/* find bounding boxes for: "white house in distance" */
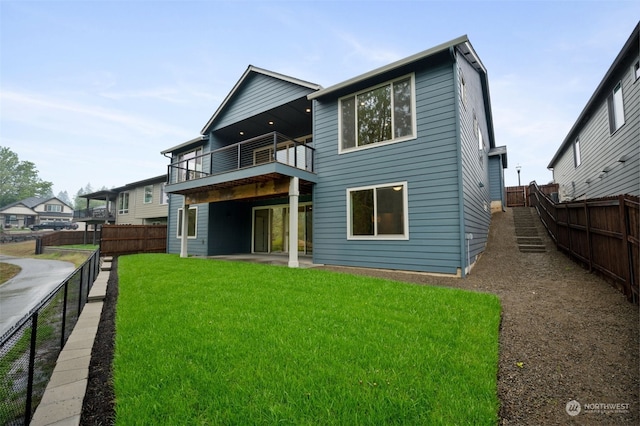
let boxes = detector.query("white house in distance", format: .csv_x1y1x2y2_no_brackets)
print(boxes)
0,196,74,228
548,22,639,201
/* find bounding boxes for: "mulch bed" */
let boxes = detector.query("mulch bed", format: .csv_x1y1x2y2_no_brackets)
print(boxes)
80,209,639,425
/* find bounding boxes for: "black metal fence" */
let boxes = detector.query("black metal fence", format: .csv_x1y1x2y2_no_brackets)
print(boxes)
0,249,101,425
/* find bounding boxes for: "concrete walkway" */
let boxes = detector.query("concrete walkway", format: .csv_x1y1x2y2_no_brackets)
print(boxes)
30,257,112,426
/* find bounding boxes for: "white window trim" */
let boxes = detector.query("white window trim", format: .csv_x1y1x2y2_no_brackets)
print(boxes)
459,68,466,107
633,59,640,82
338,73,417,154
608,81,625,134
177,206,198,239
574,138,582,168
45,204,63,212
118,192,129,215
346,181,409,240
143,185,153,204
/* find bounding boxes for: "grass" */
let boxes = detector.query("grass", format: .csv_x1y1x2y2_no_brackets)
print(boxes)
0,263,21,285
115,254,501,425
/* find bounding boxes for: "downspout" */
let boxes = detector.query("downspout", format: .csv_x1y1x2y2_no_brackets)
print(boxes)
451,46,467,278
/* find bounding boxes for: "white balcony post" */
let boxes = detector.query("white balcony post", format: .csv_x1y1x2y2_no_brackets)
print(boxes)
180,197,189,258
288,177,299,268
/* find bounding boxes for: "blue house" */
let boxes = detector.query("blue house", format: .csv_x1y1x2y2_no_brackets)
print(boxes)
162,35,506,277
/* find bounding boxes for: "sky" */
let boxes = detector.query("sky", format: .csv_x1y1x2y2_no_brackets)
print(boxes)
1,0,639,199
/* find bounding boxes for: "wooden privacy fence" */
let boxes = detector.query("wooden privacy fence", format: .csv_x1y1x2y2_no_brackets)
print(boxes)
100,225,167,257
40,231,87,246
506,183,558,207
529,182,639,304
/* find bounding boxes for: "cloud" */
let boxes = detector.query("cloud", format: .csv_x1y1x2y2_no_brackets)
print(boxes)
334,30,404,66
0,89,192,139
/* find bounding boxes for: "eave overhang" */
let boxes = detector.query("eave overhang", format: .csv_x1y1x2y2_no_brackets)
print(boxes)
547,22,639,169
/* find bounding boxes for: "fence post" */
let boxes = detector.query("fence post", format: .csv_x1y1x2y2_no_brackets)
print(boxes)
78,267,84,313
619,195,632,300
585,199,592,272
60,281,68,349
24,312,38,425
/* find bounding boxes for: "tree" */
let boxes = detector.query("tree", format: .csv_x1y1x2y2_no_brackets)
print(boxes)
73,183,108,210
57,190,72,206
0,146,53,208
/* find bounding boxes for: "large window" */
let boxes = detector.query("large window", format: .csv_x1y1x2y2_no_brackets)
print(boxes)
607,82,625,133
340,75,415,151
118,192,129,214
347,182,408,239
45,204,62,212
144,185,153,204
177,207,197,238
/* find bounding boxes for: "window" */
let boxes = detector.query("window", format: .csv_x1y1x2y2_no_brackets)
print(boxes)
634,60,639,81
45,204,62,212
459,69,466,106
177,148,203,182
118,192,129,214
144,185,153,204
340,75,415,151
574,138,581,167
347,182,408,239
160,184,169,205
607,82,625,133
177,207,197,238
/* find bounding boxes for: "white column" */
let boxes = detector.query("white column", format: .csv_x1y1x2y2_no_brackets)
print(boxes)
288,177,299,268
180,197,189,258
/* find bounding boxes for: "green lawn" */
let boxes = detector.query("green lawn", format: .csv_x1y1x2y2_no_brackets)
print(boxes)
114,254,501,425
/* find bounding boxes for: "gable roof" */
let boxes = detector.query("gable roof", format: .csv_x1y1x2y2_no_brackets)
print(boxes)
200,65,322,135
0,196,72,212
547,22,639,169
308,35,496,150
308,35,485,100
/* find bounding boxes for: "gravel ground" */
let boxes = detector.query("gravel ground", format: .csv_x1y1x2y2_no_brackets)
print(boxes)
81,208,639,425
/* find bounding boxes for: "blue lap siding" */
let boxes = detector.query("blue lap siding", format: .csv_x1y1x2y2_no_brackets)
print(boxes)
312,58,465,274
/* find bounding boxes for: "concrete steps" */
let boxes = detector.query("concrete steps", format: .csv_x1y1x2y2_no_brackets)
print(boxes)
513,207,546,253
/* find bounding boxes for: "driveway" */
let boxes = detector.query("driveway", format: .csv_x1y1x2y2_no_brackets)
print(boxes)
0,255,76,337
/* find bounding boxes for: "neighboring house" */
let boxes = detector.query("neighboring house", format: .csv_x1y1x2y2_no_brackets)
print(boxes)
112,175,169,225
75,175,169,228
162,35,506,277
0,196,73,228
548,22,639,201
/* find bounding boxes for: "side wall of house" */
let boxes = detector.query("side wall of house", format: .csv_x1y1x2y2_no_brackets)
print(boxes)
312,57,463,274
457,52,492,271
552,52,640,200
133,182,168,223
488,156,505,211
166,194,209,256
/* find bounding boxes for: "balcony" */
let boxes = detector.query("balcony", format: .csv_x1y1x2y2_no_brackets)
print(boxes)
166,132,317,197
73,207,115,223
